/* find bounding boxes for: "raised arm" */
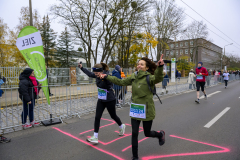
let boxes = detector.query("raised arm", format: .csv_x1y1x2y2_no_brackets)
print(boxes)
106,75,132,86
80,67,96,78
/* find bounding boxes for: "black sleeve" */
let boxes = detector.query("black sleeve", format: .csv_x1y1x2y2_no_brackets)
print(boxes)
81,67,96,78
19,80,31,102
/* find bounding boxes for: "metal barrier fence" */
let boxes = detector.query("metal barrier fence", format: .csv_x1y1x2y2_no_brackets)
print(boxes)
0,74,239,134
0,67,136,87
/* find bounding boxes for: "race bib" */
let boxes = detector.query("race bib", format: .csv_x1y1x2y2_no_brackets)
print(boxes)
130,103,146,119
98,88,107,100
197,75,203,80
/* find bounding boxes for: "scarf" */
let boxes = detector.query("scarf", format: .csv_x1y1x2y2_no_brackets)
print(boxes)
198,67,202,69
29,76,38,95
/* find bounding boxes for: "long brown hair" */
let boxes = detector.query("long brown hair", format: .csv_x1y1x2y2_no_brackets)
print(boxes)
140,57,157,75
93,62,109,71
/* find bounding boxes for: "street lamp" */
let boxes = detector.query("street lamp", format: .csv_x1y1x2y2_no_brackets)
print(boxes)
221,43,233,70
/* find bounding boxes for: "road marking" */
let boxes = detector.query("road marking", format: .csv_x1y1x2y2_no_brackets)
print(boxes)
204,107,230,128
200,91,221,99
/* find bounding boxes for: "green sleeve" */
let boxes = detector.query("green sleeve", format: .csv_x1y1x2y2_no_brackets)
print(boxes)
106,75,132,86
151,66,164,85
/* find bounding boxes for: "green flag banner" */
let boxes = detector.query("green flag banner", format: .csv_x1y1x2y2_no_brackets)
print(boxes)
16,26,50,105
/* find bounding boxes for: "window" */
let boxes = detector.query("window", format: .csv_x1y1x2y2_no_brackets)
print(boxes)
175,43,178,48
190,40,193,45
185,49,188,54
171,44,174,48
176,50,178,55
166,51,169,56
180,49,183,55
170,50,174,55
185,42,188,47
190,49,193,54
180,42,183,47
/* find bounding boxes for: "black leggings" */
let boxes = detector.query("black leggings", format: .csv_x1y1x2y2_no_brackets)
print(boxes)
224,80,228,86
94,100,122,133
131,119,162,158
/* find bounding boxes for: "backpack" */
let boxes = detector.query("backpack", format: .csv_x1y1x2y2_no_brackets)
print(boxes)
132,72,162,104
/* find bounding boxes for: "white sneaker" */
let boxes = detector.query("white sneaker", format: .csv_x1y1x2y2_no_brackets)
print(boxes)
204,95,208,100
86,135,98,144
30,120,40,127
22,123,32,129
119,124,126,136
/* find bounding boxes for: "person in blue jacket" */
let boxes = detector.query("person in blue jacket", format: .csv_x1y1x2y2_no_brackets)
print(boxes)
161,72,169,95
112,65,122,106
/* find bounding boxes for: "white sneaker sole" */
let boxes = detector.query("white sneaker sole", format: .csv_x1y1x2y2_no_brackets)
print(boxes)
86,139,98,144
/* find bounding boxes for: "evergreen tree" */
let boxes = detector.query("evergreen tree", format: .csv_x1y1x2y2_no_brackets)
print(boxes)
55,27,77,67
40,15,57,67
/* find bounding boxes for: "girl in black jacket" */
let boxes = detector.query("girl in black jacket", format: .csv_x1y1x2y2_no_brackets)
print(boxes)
78,62,126,144
18,68,41,129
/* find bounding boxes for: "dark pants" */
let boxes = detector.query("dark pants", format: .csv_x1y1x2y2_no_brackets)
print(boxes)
0,89,3,97
224,80,228,87
131,119,162,158
21,99,35,124
94,100,122,133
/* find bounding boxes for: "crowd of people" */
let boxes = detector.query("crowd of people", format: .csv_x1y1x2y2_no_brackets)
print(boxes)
1,57,239,160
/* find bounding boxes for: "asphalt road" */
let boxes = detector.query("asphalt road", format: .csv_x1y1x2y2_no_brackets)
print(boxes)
0,80,240,160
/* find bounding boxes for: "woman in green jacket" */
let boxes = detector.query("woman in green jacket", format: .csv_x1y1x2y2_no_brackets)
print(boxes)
100,55,165,160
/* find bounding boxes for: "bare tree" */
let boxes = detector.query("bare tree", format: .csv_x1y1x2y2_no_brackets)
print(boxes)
154,0,185,60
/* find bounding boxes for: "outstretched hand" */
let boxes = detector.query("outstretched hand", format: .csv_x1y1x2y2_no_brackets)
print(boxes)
100,74,107,79
78,63,82,69
157,54,164,66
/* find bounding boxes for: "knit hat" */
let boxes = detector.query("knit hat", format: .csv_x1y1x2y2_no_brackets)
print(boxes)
198,62,203,66
21,68,34,77
115,65,121,71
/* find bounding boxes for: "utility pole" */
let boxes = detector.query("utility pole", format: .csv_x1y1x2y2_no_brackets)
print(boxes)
29,0,33,26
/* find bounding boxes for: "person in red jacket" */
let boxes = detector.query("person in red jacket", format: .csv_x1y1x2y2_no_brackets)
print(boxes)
195,62,208,103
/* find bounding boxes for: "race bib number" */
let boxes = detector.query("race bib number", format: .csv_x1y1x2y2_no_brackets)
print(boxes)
197,75,203,80
98,88,107,100
130,103,146,119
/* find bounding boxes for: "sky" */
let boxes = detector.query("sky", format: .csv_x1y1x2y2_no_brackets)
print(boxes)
0,0,240,58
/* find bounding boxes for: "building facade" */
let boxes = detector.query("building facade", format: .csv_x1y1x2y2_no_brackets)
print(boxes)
164,38,222,70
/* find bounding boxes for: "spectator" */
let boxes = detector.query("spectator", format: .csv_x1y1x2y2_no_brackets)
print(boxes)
46,66,53,96
18,68,41,129
206,69,212,86
177,71,181,82
112,65,122,107
119,68,127,103
161,71,169,94
214,71,219,84
188,69,196,90
176,69,178,79
0,74,4,98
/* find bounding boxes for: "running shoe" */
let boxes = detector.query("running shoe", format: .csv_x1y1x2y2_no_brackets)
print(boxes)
0,136,11,143
132,157,139,160
158,130,165,146
86,135,98,144
22,123,32,129
195,100,200,104
119,124,126,136
30,120,40,127
204,95,208,100
166,90,168,94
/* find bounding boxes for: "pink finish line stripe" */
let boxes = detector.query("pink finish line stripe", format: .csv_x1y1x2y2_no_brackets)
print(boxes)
53,127,125,160
141,135,230,160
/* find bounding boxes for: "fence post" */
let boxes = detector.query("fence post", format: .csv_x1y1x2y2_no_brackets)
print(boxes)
70,66,77,85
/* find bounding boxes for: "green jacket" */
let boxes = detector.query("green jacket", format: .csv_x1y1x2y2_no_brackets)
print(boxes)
106,66,163,121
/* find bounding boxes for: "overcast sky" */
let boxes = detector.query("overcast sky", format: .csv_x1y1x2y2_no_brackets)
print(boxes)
0,0,240,58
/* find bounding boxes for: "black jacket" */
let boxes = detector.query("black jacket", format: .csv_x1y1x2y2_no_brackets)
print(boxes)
81,67,115,102
18,73,40,102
